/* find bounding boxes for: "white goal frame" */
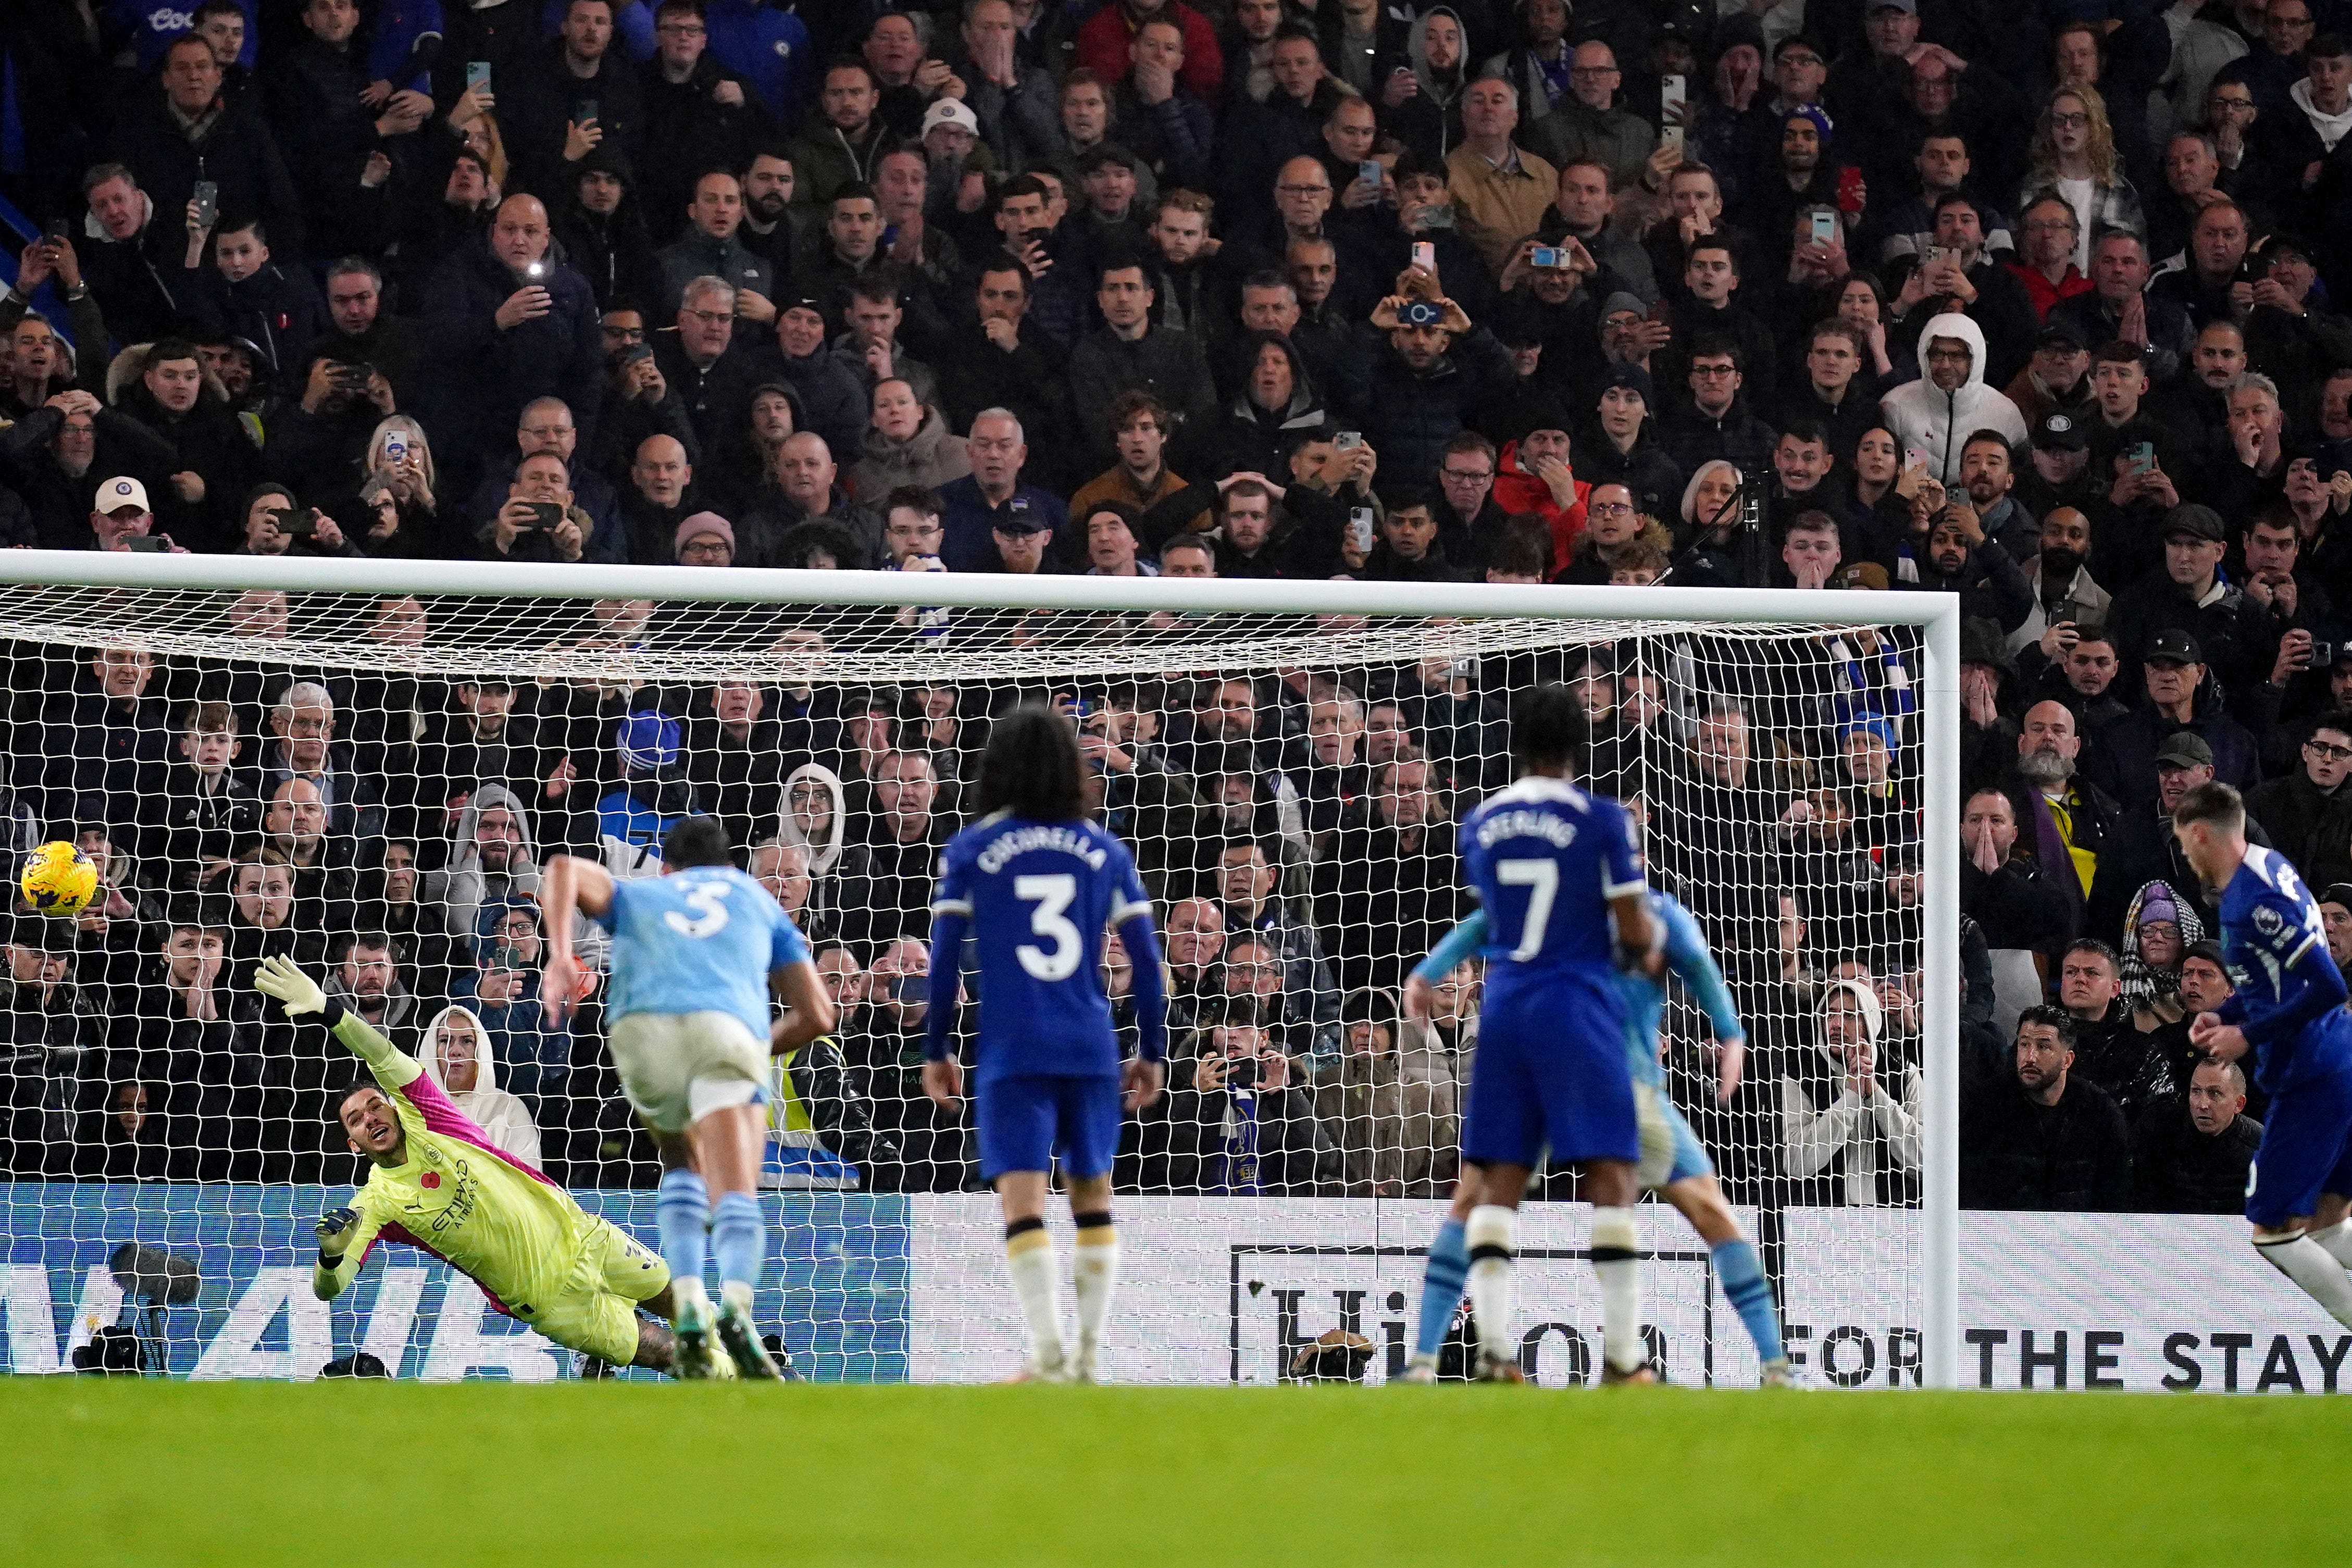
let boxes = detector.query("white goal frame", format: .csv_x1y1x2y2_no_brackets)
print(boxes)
0,551,1963,1388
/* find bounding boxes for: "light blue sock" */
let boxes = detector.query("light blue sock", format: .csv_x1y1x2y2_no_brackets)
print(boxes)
1713,1238,1784,1364
656,1168,709,1289
1414,1218,1470,1359
711,1190,765,1293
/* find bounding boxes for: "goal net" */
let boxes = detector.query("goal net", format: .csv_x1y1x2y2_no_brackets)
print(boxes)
0,559,1956,1385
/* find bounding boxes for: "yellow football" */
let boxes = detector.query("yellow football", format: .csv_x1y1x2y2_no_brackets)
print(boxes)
20,841,100,918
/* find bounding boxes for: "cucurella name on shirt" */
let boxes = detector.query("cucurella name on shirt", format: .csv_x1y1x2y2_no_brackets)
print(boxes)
1474,810,1579,851
975,824,1110,875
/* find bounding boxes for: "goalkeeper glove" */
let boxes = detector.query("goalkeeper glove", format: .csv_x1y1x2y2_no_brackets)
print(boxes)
254,954,327,1016
316,1206,359,1267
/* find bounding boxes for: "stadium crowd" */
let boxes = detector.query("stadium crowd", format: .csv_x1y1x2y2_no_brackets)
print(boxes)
0,0,2343,1215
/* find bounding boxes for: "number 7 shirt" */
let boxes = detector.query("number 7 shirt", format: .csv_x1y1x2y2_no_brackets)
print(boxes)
1459,776,1647,994
928,812,1155,1080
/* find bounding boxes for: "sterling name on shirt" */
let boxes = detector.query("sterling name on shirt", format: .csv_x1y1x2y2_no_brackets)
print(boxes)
1474,810,1581,851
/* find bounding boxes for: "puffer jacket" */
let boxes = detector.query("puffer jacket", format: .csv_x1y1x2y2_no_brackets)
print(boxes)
852,406,973,499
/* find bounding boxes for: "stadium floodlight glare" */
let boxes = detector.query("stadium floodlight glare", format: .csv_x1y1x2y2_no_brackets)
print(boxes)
0,552,1960,1389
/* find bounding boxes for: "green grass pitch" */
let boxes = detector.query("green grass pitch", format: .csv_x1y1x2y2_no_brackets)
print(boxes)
4,1379,2343,1565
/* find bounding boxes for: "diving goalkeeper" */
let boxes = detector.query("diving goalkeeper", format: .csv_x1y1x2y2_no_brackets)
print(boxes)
254,954,714,1379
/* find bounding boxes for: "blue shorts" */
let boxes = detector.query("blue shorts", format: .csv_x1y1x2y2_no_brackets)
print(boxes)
975,1073,1122,1183
1634,1080,1713,1190
2247,1066,2352,1228
1461,978,1637,1169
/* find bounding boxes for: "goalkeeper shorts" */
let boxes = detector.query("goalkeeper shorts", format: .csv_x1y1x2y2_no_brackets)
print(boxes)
608,1010,771,1134
515,1215,673,1365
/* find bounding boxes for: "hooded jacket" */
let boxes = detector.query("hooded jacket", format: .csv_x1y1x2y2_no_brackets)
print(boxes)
1781,978,1924,1208
1877,313,2029,486
419,783,544,948
1380,8,1470,164
1194,334,1327,481
419,1004,543,1167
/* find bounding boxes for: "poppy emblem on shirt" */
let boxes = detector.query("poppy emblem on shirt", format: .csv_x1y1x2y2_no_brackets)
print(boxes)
277,314,290,330
421,1171,441,1189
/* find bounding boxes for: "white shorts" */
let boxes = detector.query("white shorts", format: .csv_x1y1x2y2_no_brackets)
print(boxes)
607,1011,769,1134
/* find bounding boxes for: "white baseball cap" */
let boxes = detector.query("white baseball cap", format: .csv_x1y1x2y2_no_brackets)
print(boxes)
922,98,980,137
96,476,150,515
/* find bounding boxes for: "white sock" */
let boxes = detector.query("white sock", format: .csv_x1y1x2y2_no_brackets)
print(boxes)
1072,1221,1120,1371
2257,1233,2352,1330
2308,1217,2352,1268
1464,1204,1516,1367
1005,1227,1066,1372
1591,1206,1643,1375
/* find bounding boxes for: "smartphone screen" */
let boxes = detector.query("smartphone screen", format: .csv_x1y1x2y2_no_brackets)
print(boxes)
1359,160,1382,189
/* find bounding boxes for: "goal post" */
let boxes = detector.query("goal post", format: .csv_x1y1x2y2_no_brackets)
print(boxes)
0,551,1961,1387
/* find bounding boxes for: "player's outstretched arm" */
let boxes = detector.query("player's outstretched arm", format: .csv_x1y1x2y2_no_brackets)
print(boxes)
1609,890,1664,977
769,958,837,1056
540,854,616,1026
254,954,421,1089
1662,903,1748,1101
920,907,969,1110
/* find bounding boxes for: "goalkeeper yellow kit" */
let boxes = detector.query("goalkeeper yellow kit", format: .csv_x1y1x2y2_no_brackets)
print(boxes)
313,1008,668,1363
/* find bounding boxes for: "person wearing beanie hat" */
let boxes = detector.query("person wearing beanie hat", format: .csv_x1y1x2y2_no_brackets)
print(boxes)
1570,359,1681,525
2118,878,2206,1050
597,710,699,849
1784,975,1923,1207
674,511,736,566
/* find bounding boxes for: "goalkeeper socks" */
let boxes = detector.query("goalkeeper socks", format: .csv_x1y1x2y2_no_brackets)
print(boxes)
2309,1217,2352,1268
1710,1237,1784,1366
2256,1231,2352,1329
711,1190,765,1295
1464,1205,1517,1368
1591,1206,1644,1375
1071,1211,1119,1373
1413,1217,1470,1362
1004,1217,1067,1372
656,1168,710,1288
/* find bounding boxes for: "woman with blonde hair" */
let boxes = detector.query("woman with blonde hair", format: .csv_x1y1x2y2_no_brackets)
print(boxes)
2018,84,2145,271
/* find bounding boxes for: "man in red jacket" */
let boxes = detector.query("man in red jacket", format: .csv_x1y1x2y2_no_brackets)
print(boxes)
1491,420,1589,575
1076,0,1224,105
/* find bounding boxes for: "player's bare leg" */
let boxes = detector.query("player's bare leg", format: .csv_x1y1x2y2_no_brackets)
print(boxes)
1064,1173,1119,1383
1465,1161,1533,1383
691,1102,782,1379
1661,1174,1791,1385
2255,1206,2352,1329
1399,1171,1482,1384
995,1169,1070,1381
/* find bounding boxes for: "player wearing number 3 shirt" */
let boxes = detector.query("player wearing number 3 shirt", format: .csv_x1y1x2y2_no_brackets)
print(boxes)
924,707,1169,1382
2172,782,2352,1334
541,816,836,1379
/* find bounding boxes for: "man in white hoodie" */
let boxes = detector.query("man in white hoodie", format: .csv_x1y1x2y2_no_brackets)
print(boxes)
1879,312,2028,486
420,1003,544,1167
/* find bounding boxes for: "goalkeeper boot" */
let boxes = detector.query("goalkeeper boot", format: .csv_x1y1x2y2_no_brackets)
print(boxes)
761,1332,804,1382
575,1354,616,1380
1473,1351,1527,1385
671,1280,719,1381
717,1281,782,1382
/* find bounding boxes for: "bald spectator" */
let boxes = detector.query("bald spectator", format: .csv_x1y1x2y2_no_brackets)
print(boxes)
422,194,604,469
2132,1057,2262,1213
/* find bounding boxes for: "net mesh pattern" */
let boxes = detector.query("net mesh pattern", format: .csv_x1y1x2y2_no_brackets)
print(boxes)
0,580,1927,1384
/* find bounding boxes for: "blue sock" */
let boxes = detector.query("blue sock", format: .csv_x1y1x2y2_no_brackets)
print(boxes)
656,1168,709,1290
1713,1238,1784,1364
711,1190,765,1293
1414,1218,1470,1359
